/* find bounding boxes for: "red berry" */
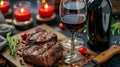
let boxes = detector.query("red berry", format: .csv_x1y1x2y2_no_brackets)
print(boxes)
21,32,28,40
79,46,87,54
59,23,64,29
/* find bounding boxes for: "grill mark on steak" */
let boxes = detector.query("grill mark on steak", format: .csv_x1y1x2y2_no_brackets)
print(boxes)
41,42,63,66
35,32,45,42
29,32,43,41
46,32,55,40
51,43,63,56
36,32,49,42
27,42,56,56
40,42,56,55
31,42,55,57
50,42,63,56
27,45,39,53
41,32,49,40
28,28,47,41
31,46,41,55
42,42,63,57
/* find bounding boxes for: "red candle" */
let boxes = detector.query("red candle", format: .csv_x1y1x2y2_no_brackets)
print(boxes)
14,8,31,22
0,1,10,13
38,3,54,18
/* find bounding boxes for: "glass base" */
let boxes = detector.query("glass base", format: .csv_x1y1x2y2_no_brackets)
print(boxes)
64,52,88,66
64,53,81,64
62,38,86,65
62,38,84,49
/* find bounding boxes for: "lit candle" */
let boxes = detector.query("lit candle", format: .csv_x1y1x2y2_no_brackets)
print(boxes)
0,1,10,13
38,3,54,18
14,8,31,22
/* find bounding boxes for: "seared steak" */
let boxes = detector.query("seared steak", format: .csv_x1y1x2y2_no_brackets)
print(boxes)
22,42,64,66
27,28,58,45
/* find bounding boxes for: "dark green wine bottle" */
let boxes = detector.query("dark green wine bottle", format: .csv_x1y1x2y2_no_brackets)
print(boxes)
87,0,112,51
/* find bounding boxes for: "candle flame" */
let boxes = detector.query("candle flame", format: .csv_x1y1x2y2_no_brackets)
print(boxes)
20,8,24,13
42,0,46,3
44,3,48,10
0,1,4,6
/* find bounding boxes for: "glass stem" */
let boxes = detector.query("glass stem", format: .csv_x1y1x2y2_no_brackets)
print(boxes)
71,33,75,54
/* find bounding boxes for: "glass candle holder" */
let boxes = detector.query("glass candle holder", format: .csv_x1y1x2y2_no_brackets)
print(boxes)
37,0,55,18
13,1,33,29
0,0,11,15
14,1,31,22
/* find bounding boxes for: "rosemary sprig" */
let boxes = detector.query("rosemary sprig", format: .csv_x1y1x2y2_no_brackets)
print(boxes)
6,32,19,56
111,18,120,35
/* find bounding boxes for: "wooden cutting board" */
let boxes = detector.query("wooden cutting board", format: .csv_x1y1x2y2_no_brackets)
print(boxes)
1,24,97,67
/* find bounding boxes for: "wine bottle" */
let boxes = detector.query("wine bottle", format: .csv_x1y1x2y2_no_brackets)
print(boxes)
87,0,112,51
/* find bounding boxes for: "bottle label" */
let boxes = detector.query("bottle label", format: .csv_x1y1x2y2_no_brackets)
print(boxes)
101,0,111,32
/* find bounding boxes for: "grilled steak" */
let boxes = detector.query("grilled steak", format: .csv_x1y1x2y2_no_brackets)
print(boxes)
22,42,64,66
27,28,58,45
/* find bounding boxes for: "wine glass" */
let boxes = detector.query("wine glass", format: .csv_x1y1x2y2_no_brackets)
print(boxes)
59,0,87,64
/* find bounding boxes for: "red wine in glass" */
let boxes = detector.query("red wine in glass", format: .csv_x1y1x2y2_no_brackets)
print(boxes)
59,0,87,64
61,14,86,33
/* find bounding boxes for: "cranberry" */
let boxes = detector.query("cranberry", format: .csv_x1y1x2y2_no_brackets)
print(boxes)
59,23,64,29
79,46,87,54
21,32,28,40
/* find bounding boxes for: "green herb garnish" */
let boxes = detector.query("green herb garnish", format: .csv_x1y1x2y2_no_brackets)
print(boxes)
111,18,120,35
6,32,19,56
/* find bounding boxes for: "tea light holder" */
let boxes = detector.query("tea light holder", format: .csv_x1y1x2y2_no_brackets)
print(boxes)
36,0,56,24
13,1,33,30
0,0,12,16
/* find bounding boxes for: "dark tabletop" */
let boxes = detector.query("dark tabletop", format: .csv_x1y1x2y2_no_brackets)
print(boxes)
1,0,120,67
